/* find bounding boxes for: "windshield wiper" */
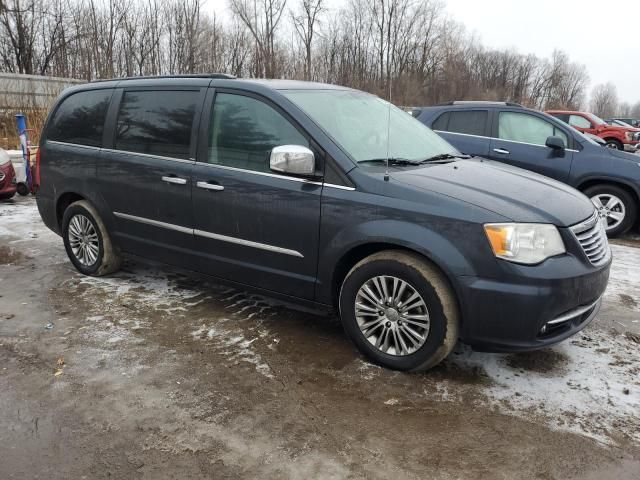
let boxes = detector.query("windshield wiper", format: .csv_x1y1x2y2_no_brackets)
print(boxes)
359,157,424,166
418,153,471,163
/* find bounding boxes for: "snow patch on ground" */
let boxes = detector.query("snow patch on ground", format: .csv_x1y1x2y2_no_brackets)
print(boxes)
191,324,274,379
605,244,640,312
452,326,640,445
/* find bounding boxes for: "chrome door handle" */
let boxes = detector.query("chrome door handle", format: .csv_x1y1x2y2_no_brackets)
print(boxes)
162,176,187,185
493,148,510,155
196,181,224,191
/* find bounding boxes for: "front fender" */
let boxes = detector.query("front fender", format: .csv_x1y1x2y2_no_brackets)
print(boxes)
315,218,486,305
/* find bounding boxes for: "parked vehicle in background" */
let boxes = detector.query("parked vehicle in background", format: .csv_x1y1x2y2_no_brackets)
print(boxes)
583,132,606,146
608,118,640,128
546,110,640,152
0,149,17,200
35,76,610,371
416,101,640,236
605,119,634,128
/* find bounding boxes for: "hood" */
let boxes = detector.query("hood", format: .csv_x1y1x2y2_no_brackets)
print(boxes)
605,147,640,163
391,159,594,227
0,149,10,166
598,124,639,134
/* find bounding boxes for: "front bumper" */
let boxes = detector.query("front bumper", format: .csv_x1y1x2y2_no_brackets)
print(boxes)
0,163,17,197
624,142,639,152
455,251,611,352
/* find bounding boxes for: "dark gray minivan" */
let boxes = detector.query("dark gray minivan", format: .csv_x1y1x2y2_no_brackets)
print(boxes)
36,75,611,371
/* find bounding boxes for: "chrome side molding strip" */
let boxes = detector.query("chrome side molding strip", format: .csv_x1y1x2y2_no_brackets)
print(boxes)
114,212,193,235
113,211,304,258
193,229,304,258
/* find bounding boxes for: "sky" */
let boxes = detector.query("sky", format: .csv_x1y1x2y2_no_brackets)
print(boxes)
444,0,638,105
209,0,638,105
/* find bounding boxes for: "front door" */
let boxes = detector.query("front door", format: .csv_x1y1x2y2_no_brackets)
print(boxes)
191,90,323,300
488,110,573,182
97,88,203,264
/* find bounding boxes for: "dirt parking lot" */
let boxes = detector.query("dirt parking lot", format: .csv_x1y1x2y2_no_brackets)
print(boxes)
1,196,639,479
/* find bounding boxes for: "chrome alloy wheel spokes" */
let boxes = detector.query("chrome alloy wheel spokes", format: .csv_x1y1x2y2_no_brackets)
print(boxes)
354,275,430,356
591,193,626,231
68,214,99,266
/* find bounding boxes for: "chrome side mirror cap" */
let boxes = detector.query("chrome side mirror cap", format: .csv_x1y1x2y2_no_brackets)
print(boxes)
270,145,315,176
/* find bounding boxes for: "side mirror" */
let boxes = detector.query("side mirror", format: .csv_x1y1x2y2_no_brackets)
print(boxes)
270,145,315,176
545,136,565,151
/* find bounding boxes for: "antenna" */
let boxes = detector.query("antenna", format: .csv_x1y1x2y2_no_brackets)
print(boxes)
384,75,391,182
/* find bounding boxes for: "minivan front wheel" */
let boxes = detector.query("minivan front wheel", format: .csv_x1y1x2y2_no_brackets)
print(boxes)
62,200,122,276
339,251,459,371
584,184,636,237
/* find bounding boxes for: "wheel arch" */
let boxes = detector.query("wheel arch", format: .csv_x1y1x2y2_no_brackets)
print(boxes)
329,241,464,321
56,191,86,229
577,178,640,206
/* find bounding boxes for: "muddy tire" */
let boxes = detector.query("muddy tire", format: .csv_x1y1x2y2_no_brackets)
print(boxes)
339,250,459,372
62,200,121,276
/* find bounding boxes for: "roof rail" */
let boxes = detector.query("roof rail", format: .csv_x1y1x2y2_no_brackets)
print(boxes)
90,73,236,83
436,100,523,107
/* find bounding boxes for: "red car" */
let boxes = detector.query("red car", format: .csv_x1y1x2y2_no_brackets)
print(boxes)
0,150,17,200
546,110,640,152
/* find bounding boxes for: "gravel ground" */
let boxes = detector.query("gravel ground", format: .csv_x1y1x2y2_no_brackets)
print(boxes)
0,196,639,479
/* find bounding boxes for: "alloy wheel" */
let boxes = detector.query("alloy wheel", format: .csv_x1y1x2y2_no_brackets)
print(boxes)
354,275,430,356
591,193,626,232
68,214,99,266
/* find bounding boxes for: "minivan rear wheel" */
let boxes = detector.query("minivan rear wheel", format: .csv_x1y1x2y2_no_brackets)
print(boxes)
339,251,459,371
584,184,636,237
62,200,122,276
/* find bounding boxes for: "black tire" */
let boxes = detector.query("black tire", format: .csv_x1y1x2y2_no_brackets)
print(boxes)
338,250,459,372
61,200,122,276
584,184,637,237
16,183,29,196
604,139,623,150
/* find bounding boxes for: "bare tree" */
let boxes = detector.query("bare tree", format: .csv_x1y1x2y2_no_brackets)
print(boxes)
290,0,325,80
229,0,287,77
590,82,618,118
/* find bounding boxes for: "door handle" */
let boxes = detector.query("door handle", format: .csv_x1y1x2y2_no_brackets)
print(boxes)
493,148,510,155
162,176,187,185
196,181,224,191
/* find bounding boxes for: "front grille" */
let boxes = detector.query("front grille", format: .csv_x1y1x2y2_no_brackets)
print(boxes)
0,172,5,182
570,212,610,266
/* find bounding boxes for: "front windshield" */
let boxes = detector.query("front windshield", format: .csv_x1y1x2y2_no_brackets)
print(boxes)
587,113,606,125
282,90,459,163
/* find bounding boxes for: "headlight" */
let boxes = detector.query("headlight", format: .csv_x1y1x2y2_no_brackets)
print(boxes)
484,223,565,265
625,132,634,141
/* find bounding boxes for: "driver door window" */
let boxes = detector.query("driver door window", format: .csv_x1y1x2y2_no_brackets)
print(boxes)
498,112,568,147
568,114,592,129
209,93,308,173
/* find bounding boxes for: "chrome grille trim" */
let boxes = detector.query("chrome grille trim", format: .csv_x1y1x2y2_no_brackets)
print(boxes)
570,212,611,266
0,172,5,182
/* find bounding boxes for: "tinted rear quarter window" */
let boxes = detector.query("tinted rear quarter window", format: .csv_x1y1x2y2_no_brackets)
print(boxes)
47,89,112,147
115,90,198,159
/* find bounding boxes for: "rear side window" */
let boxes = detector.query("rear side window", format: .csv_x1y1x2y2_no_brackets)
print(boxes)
448,110,488,136
431,112,449,131
434,110,487,136
115,90,198,160
208,93,308,173
568,115,592,129
47,89,112,147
